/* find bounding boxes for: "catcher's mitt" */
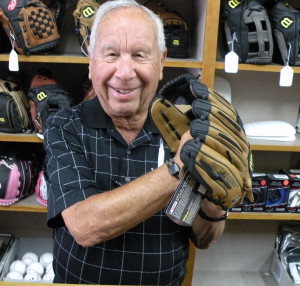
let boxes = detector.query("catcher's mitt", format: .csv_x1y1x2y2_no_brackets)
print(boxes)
221,0,273,64
150,73,254,210
143,0,190,58
73,0,103,56
269,1,300,66
0,154,38,206
0,77,31,133
0,0,60,55
27,68,73,138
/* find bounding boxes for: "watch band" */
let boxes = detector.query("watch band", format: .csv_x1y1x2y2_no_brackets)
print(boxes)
198,208,228,222
165,159,180,179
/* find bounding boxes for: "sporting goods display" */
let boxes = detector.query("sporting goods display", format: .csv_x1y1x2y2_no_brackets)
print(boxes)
27,68,73,138
143,0,190,58
221,0,273,64
73,0,102,56
0,0,60,55
269,1,300,66
0,78,31,133
150,73,254,210
0,155,37,206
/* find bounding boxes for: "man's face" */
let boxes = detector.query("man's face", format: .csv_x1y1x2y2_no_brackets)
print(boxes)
89,7,166,119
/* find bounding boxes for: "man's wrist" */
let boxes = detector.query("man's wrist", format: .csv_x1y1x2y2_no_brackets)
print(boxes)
198,207,228,222
165,159,180,179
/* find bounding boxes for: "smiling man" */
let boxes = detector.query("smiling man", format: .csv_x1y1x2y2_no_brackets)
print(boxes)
43,0,226,285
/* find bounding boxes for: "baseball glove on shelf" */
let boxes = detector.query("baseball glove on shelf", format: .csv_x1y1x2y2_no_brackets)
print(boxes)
0,77,31,133
269,1,300,66
150,73,254,210
0,0,60,55
27,68,73,139
221,0,273,64
0,154,38,206
143,0,190,58
73,0,103,56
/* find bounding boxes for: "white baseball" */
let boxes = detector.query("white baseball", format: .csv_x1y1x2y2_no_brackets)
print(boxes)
45,263,54,274
39,252,53,268
24,272,41,281
26,261,44,276
9,260,26,275
43,272,55,281
5,271,23,280
22,252,38,266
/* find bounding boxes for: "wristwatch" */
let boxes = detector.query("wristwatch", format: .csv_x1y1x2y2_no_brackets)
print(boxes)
165,159,180,179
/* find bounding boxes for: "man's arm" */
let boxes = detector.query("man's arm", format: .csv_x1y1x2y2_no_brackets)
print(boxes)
62,163,179,247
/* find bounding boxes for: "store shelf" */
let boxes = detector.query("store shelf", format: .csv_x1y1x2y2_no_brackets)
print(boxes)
2,132,299,151
0,133,43,143
215,61,300,73
2,195,300,221
0,53,203,68
228,212,300,221
249,134,300,152
0,195,46,213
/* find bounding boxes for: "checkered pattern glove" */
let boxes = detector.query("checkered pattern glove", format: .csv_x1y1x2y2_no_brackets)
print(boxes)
0,0,60,55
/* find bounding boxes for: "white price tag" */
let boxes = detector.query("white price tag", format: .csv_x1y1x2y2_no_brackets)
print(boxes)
279,65,294,87
9,49,19,71
225,51,239,73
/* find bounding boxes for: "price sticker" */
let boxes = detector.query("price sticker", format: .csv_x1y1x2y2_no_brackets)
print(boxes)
279,65,294,87
9,49,19,71
225,51,239,73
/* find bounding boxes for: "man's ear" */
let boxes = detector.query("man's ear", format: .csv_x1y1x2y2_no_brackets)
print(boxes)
88,48,92,80
160,48,167,80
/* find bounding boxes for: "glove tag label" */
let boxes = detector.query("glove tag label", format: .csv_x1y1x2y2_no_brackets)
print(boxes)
165,171,203,227
279,65,294,87
225,51,239,73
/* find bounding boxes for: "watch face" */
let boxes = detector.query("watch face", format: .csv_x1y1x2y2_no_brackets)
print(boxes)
167,159,180,178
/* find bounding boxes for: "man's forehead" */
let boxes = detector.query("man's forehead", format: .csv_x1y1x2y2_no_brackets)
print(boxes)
100,6,155,30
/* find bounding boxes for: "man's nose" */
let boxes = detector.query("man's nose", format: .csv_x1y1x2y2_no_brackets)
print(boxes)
115,55,136,80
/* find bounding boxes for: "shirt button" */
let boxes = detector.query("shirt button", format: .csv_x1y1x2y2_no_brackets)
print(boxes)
127,150,131,155
125,177,131,183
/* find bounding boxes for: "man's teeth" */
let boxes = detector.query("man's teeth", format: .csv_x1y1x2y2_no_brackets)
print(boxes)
117,89,134,94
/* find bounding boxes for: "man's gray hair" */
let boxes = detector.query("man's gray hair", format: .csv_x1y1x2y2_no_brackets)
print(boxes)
89,0,166,56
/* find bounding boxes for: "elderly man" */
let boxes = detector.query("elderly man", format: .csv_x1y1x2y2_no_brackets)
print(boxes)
44,0,226,285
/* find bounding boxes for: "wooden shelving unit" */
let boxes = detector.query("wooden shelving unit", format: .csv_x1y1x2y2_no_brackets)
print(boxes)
0,0,299,286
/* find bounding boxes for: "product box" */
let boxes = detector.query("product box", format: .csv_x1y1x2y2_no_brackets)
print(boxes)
265,174,290,212
280,169,300,213
271,250,300,286
243,173,268,212
0,233,15,278
1,237,53,283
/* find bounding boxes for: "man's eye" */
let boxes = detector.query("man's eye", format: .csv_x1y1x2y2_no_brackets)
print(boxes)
134,53,147,59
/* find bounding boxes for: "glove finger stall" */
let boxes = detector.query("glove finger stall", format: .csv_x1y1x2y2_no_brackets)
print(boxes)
189,119,248,173
181,139,243,209
150,98,190,152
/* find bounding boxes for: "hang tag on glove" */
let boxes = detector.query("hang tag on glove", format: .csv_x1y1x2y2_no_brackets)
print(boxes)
225,51,239,73
279,65,294,87
9,32,19,72
165,170,204,227
9,49,19,72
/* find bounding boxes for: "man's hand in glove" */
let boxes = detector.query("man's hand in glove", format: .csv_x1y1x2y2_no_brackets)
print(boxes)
151,73,254,210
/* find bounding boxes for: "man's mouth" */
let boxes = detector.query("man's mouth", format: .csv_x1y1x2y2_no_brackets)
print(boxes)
116,88,136,94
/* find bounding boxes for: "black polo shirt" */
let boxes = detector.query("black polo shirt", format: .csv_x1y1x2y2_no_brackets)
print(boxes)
44,97,190,285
